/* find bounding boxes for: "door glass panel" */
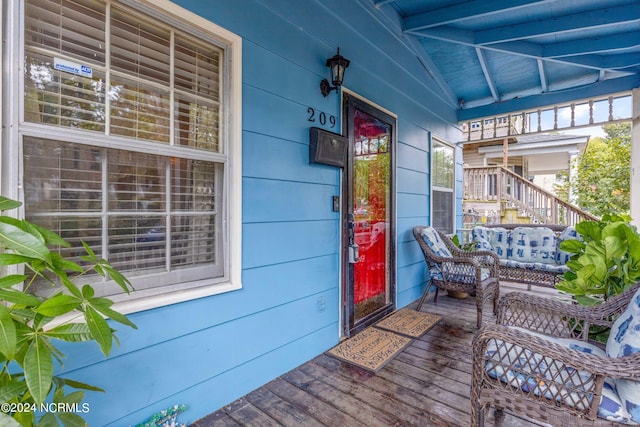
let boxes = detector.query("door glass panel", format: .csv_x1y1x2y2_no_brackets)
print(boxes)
353,108,391,321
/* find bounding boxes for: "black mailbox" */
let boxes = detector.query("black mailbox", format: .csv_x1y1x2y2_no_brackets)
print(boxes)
309,127,348,168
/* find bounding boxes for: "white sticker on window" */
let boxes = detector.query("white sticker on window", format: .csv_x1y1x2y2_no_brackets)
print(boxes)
53,57,93,78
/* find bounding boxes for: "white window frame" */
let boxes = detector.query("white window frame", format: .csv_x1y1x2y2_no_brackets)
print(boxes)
4,0,242,314
430,138,455,235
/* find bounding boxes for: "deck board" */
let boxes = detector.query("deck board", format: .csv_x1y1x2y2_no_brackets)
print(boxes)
191,283,560,427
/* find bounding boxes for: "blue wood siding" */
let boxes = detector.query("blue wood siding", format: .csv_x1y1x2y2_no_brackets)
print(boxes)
54,1,460,424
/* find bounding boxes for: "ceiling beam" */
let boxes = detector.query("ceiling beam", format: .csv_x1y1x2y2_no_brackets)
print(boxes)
457,74,640,121
475,4,640,45
543,32,640,58
557,52,640,70
403,0,550,32
476,48,499,101
373,0,396,8
537,59,548,93
408,28,639,72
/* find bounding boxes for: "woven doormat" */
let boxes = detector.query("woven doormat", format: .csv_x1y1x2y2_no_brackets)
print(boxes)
326,327,412,372
374,308,441,338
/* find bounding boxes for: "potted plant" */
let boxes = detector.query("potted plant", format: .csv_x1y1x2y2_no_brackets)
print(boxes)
0,196,136,426
556,214,640,304
556,214,640,341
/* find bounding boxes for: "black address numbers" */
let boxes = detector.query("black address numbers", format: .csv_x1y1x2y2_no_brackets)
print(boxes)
307,107,336,128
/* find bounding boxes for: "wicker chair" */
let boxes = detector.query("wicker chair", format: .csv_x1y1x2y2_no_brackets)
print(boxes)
471,281,640,426
412,226,500,328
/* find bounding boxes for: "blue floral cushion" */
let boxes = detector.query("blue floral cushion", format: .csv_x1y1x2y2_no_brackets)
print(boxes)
421,227,452,280
500,259,537,269
600,378,636,425
556,226,582,265
485,327,636,423
532,262,569,273
420,227,452,258
508,227,557,265
606,288,640,423
431,267,491,283
472,226,493,251
472,226,510,258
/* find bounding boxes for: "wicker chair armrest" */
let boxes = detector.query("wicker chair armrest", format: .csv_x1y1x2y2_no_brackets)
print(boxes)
473,324,612,420
439,247,499,270
498,292,624,339
450,247,499,263
474,324,640,381
468,249,499,261
466,250,499,275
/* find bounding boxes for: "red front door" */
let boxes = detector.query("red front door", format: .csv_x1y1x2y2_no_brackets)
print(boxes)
342,94,395,336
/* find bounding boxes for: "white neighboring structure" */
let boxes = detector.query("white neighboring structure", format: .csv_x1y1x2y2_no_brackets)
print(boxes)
473,133,589,202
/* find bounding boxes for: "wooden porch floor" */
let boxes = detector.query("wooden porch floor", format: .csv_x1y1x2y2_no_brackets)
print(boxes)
191,283,564,427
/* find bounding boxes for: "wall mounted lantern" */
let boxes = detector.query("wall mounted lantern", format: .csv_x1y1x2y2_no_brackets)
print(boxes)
320,48,350,97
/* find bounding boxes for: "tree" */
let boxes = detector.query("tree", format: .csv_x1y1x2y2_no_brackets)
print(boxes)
573,122,631,217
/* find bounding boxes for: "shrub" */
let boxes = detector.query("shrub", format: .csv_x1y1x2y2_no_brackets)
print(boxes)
0,196,136,426
556,214,640,306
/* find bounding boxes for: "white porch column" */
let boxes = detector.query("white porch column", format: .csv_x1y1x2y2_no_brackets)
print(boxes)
632,88,640,227
568,149,579,205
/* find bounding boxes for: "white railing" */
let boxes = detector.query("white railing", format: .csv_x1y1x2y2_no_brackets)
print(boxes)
460,93,632,142
463,166,598,226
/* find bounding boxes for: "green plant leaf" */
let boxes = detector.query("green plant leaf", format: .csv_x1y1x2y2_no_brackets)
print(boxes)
0,378,28,402
98,263,133,293
0,254,34,266
0,412,22,427
0,289,42,306
0,220,52,264
559,239,584,253
81,285,94,300
50,253,83,273
29,223,70,248
0,274,27,288
574,295,601,306
89,299,136,329
58,390,84,405
603,235,627,260
32,313,54,332
85,307,113,356
36,413,58,427
80,242,96,262
45,324,93,343
575,221,601,241
36,294,82,317
24,337,53,405
59,277,82,299
0,196,22,212
0,305,17,359
18,219,47,246
57,377,104,393
57,412,88,427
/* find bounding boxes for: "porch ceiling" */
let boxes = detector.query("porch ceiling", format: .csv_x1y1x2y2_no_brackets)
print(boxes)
372,0,640,121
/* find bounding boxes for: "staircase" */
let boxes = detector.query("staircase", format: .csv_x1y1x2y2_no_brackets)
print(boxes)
463,166,598,227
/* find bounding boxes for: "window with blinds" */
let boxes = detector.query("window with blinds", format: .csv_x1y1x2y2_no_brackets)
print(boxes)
20,0,233,298
432,141,455,234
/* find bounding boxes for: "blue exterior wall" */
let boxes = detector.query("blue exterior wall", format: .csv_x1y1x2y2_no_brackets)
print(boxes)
53,0,461,424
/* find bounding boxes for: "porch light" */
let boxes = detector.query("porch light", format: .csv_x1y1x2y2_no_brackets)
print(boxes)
320,48,350,97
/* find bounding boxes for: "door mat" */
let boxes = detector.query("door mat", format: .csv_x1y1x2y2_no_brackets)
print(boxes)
374,308,441,338
326,327,412,372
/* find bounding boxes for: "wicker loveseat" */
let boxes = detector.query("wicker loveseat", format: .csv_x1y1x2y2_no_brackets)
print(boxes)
471,223,579,289
471,281,640,426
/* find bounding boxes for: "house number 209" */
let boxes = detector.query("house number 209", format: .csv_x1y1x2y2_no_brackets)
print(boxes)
307,107,336,128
